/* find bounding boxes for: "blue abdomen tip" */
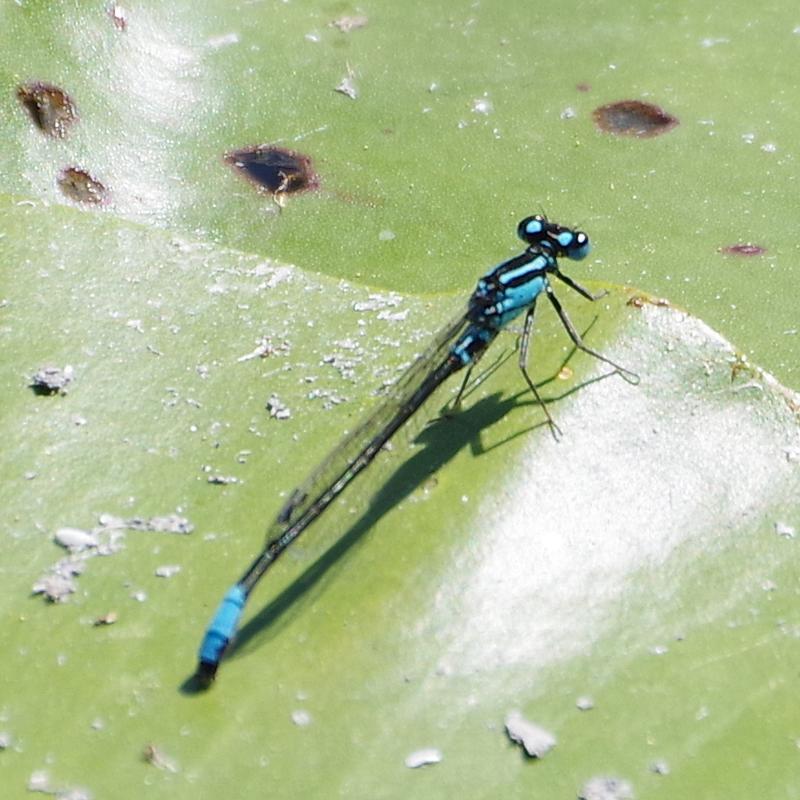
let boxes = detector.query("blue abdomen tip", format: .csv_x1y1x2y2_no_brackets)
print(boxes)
198,584,247,665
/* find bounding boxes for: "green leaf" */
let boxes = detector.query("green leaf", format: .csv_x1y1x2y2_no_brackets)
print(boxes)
1,2,799,798
2,195,799,799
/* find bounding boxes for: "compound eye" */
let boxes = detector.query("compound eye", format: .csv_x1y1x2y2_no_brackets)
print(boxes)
567,231,591,260
517,215,546,244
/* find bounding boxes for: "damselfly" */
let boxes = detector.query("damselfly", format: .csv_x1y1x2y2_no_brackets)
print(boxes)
196,215,638,683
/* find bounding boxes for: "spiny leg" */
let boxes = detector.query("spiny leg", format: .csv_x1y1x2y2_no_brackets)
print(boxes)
448,365,474,412
553,269,609,302
518,302,563,441
546,285,639,384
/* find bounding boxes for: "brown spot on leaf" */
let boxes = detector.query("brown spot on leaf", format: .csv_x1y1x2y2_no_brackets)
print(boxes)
593,100,678,138
719,243,766,256
17,81,78,138
58,168,110,205
225,145,318,199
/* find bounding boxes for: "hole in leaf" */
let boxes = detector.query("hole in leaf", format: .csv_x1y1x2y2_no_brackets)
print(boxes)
593,100,678,138
225,145,318,198
17,81,78,138
58,168,110,205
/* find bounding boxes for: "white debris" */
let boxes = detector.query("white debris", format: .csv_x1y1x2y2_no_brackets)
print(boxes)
54,527,98,552
404,748,442,768
504,711,557,758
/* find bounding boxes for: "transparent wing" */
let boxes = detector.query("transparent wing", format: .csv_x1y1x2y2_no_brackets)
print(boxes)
265,309,471,543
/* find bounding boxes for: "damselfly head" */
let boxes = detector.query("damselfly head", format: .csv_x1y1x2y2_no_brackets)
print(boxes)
517,215,591,261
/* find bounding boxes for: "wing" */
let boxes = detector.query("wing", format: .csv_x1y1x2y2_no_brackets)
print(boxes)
265,309,471,542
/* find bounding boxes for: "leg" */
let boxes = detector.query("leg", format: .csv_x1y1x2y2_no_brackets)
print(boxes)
448,365,474,412
546,286,639,384
554,269,608,302
518,303,563,441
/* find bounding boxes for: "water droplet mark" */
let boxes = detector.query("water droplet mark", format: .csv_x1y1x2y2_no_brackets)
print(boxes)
17,81,78,138
58,167,110,205
225,145,318,203
592,100,678,138
719,243,766,256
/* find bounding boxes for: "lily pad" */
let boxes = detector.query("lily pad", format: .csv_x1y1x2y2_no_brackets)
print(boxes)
1,0,799,798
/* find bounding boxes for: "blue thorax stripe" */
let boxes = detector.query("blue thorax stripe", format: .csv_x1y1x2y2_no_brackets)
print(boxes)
492,250,550,289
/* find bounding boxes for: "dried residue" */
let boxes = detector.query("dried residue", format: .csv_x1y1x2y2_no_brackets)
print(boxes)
30,365,74,395
578,776,635,800
32,513,193,602
331,15,368,33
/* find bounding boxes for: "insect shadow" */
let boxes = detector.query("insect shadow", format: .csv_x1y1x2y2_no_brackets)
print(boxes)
180,328,620,692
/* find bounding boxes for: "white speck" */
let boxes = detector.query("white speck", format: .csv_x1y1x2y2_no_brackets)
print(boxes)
404,747,442,768
378,229,396,241
335,69,358,100
237,337,274,362
783,445,800,462
251,263,293,288
90,718,105,731
578,776,635,800
576,696,595,711
143,743,179,773
207,474,239,485
504,711,556,758
266,394,291,420
291,709,312,727
650,759,670,775
0,731,13,749
561,106,577,120
154,564,181,578
471,95,493,115
700,36,729,47
695,705,709,721
305,32,321,43
742,132,756,144
28,771,51,792
761,142,777,152
353,293,402,312
775,521,796,539
132,590,147,602
428,82,439,92
377,309,409,322
650,644,669,655
207,32,240,49
331,15,368,33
